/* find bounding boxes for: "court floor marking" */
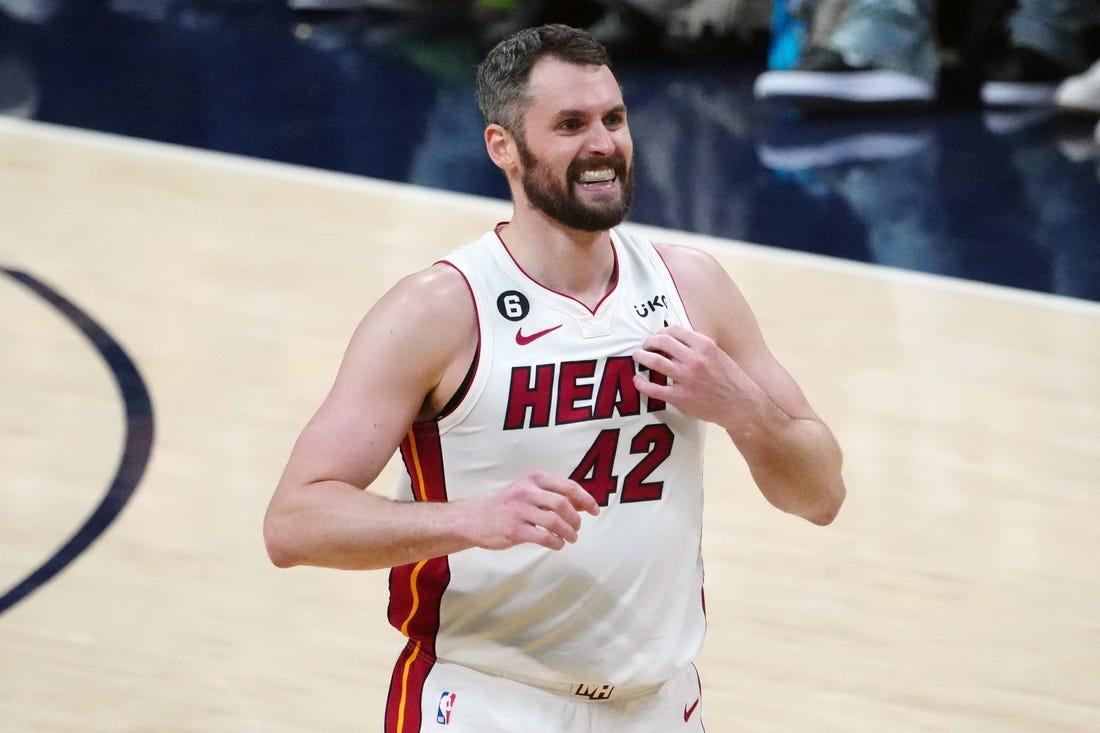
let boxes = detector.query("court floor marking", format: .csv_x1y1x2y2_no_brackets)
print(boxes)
0,268,156,616
4,116,1097,321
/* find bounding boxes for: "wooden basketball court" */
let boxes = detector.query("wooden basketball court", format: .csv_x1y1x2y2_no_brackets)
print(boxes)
2,116,1098,732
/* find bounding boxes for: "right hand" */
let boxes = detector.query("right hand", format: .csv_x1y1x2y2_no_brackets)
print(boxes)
464,470,601,551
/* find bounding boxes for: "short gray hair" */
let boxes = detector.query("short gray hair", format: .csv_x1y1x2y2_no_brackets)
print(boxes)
475,24,612,134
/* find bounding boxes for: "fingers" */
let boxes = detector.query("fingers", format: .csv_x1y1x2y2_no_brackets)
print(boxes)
634,325,703,365
632,344,674,379
632,326,739,417
475,471,600,553
633,325,724,384
528,506,580,547
632,327,693,398
527,469,600,517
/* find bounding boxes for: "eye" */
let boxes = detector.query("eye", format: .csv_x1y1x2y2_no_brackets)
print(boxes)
558,118,583,132
604,112,625,128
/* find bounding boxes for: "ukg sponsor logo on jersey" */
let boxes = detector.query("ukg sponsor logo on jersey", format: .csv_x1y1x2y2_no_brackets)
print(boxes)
436,690,456,725
633,293,668,317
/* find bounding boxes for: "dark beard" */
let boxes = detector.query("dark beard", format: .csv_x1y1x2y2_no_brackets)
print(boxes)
516,136,634,232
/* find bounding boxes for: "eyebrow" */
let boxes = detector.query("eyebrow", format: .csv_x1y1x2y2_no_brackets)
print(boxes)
554,103,627,119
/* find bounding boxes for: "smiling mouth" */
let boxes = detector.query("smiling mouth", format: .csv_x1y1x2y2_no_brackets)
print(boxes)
576,168,616,185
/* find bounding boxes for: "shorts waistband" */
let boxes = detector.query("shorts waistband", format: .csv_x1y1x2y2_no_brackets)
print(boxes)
432,653,664,703
553,679,664,702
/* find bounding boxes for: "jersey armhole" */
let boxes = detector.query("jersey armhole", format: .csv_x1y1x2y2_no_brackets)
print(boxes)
428,257,484,424
435,345,478,420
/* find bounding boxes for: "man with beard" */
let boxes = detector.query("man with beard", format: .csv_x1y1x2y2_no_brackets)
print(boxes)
264,23,846,733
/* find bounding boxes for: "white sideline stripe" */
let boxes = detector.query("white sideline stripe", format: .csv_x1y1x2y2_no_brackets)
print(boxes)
981,82,1058,107
629,223,1100,317
0,116,510,216
754,70,935,102
756,132,932,169
4,116,1099,318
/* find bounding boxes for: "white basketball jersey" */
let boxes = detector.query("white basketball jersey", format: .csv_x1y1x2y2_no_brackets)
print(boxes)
388,225,707,694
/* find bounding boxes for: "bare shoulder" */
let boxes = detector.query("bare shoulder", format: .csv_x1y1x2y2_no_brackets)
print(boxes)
654,243,752,339
380,261,474,319
655,242,818,420
655,241,731,277
654,241,723,275
337,261,476,414
366,261,476,347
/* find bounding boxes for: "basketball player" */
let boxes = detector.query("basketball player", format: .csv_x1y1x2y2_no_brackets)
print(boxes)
263,23,846,733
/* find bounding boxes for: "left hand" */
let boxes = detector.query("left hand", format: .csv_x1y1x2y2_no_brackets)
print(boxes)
632,324,767,430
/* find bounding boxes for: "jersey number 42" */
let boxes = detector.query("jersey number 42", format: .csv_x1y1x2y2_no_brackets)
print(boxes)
569,423,673,506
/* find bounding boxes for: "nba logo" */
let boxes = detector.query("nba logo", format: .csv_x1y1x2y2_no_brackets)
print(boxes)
436,690,456,725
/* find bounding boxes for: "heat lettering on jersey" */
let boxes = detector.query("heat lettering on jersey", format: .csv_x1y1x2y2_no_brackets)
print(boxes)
503,357,667,430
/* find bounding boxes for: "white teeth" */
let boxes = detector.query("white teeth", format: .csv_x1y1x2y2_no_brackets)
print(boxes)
578,168,615,183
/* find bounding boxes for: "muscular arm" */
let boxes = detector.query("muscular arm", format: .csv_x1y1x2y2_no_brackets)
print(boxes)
263,264,598,571
635,245,846,525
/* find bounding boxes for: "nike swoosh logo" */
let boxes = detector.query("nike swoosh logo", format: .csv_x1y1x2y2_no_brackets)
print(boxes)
683,698,699,722
515,324,562,345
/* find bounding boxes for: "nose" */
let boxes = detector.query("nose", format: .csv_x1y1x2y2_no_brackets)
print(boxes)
585,123,616,156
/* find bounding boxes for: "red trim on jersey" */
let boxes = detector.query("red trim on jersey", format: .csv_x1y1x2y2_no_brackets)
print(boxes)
384,640,434,733
651,242,696,330
386,424,452,732
493,221,620,316
390,423,451,646
428,260,480,421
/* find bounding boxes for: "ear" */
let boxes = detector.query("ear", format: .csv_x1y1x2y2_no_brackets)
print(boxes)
484,124,517,171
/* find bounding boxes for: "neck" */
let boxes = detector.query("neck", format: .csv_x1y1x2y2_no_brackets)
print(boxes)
497,216,617,309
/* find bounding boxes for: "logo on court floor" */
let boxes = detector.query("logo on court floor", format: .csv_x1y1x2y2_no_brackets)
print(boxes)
436,690,456,725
